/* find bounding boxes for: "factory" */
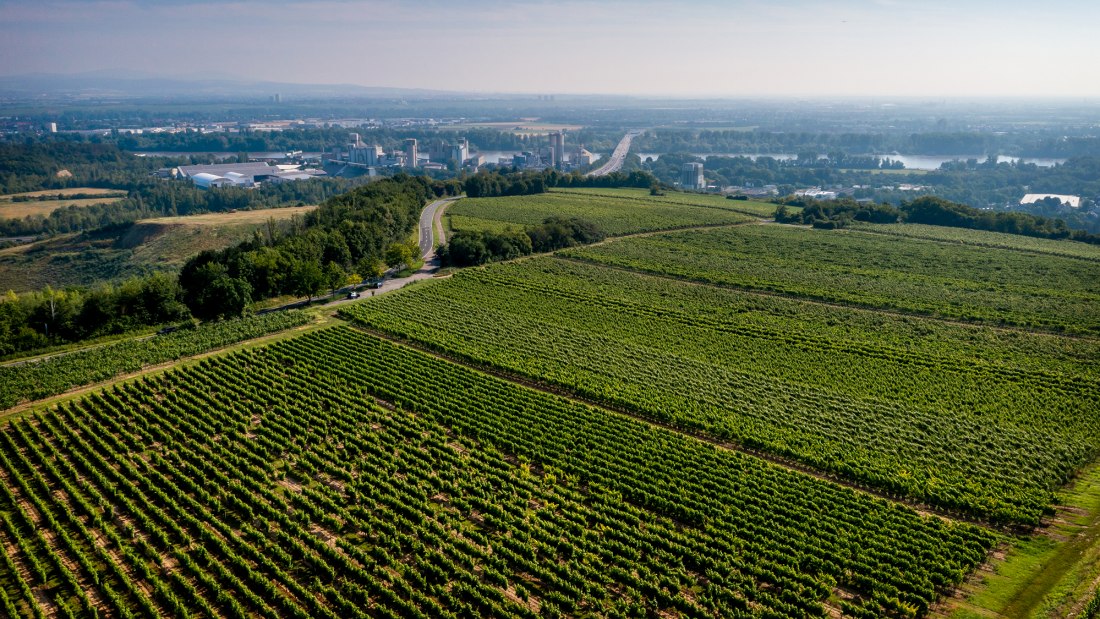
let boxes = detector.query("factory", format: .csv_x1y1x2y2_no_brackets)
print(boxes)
500,131,597,172
680,162,705,191
175,162,326,189
326,133,480,174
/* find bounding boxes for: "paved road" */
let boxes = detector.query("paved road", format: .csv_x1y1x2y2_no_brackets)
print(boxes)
419,196,460,259
587,130,642,177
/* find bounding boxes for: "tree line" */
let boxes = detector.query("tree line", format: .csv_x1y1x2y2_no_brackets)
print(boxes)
775,195,1100,243
463,168,657,198
638,152,1100,233
633,129,1100,158
440,217,606,267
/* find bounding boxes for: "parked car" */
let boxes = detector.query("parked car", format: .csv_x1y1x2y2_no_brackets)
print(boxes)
347,291,360,299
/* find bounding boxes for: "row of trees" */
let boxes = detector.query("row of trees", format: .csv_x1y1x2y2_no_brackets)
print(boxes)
440,217,605,267
900,196,1099,243
463,168,658,198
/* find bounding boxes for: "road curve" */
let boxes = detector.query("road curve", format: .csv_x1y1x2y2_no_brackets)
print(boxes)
419,196,461,259
587,130,642,177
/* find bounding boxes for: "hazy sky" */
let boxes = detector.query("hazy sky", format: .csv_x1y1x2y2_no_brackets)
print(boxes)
1,0,1098,97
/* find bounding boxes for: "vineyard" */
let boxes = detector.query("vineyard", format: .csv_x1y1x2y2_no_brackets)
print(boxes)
446,190,754,237
0,311,312,409
553,187,783,218
0,327,995,618
847,222,1100,261
560,225,1100,334
341,257,1100,524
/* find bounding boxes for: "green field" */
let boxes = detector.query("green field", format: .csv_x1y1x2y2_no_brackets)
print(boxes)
553,187,783,218
0,326,996,618
446,190,757,237
561,225,1100,334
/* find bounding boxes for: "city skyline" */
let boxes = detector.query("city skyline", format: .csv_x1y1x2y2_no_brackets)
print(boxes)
1,0,1099,98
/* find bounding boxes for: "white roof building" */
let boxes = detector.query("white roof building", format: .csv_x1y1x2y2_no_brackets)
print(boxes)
191,173,234,189
1020,193,1081,208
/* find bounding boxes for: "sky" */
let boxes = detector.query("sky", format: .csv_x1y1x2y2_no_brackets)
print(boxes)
1,0,1099,98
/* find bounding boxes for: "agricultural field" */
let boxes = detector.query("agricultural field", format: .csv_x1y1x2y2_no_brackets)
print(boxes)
342,257,1100,525
2,186,1098,618
561,225,1100,334
0,205,315,292
446,190,755,237
0,326,996,618
553,187,782,218
0,310,313,410
850,222,1100,261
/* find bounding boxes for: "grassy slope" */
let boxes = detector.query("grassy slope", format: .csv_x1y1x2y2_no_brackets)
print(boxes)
0,205,315,292
939,463,1100,619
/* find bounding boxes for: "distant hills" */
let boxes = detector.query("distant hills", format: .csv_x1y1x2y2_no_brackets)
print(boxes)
0,71,465,100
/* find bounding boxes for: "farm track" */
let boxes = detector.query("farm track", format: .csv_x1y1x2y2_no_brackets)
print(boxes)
348,323,1013,535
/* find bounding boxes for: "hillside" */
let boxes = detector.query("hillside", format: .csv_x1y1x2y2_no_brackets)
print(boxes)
0,205,315,292
0,188,1097,618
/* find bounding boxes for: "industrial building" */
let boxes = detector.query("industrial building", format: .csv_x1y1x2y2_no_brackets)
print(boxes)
176,162,325,189
451,138,469,166
572,147,595,166
549,131,565,169
681,162,705,191
346,133,384,166
404,139,418,169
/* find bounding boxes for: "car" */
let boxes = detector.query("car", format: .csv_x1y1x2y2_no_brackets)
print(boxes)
347,291,360,299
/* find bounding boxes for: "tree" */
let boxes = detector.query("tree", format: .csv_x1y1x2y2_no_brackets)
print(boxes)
323,261,346,297
384,241,419,270
184,262,252,320
356,256,386,281
289,259,324,302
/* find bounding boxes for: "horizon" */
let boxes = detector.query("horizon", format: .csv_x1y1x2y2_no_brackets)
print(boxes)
2,0,1099,99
